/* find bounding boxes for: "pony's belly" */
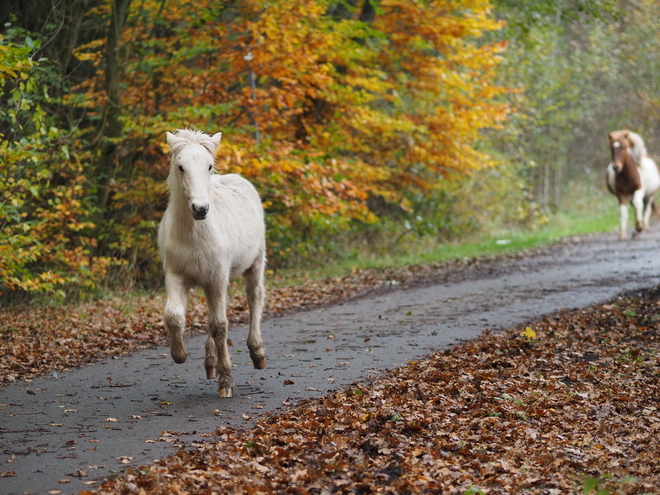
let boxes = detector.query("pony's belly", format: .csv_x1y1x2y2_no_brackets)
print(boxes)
640,160,660,196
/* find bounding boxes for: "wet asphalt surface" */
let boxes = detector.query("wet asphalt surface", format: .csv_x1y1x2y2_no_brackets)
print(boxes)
2,228,660,494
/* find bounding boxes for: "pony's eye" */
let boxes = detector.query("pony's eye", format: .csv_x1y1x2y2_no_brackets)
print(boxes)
208,165,213,171
178,165,184,172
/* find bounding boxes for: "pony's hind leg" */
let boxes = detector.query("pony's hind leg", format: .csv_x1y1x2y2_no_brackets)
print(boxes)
642,197,655,230
632,190,646,232
244,255,266,370
164,273,189,364
204,283,235,398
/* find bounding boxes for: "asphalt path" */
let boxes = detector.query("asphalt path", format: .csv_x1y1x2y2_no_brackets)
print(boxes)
2,228,660,494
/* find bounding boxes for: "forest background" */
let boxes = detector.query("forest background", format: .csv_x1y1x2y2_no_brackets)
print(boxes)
0,0,658,303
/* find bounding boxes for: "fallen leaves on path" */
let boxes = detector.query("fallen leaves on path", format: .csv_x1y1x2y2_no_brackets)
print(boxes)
0,295,167,384
0,245,553,385
92,287,660,494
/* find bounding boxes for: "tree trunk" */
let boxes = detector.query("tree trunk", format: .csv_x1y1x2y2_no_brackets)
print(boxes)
96,0,132,216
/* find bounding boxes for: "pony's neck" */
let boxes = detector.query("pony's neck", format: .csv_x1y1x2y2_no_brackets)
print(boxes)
623,149,638,170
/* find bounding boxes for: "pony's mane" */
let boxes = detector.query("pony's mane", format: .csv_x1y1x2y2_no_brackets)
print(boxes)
169,129,218,156
626,131,648,166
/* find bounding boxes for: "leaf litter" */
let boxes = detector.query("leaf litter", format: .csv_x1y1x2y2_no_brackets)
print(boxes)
1,242,659,493
86,286,660,494
0,247,555,385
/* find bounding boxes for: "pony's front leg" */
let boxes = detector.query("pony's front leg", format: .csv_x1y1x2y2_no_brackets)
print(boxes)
204,284,234,398
244,257,266,370
632,189,646,232
164,273,189,364
618,203,629,240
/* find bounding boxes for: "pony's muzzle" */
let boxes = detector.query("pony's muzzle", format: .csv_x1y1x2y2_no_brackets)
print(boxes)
191,203,209,220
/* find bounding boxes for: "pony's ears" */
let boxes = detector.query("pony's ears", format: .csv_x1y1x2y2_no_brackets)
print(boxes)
166,130,223,154
166,131,184,155
211,132,222,147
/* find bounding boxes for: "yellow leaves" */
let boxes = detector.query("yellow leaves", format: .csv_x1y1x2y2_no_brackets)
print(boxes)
134,0,503,202
72,39,105,64
1,138,103,297
0,0,510,289
521,327,537,340
2,271,70,294
0,40,34,83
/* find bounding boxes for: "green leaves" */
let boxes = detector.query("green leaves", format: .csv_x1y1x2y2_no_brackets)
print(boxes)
0,31,104,301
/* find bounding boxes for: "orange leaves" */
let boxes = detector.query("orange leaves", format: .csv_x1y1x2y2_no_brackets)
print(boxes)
369,0,509,178
110,0,508,211
7,0,511,288
217,138,381,222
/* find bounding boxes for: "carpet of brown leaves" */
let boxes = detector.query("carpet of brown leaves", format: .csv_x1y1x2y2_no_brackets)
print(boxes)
2,245,659,494
0,278,355,385
91,287,660,495
0,253,522,385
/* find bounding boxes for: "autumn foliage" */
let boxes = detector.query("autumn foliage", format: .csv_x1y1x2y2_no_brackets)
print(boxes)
0,0,508,299
0,31,112,298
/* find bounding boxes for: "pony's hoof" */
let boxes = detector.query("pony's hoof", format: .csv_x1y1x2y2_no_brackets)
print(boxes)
205,366,217,379
218,377,235,398
171,349,187,364
218,386,235,398
250,350,266,369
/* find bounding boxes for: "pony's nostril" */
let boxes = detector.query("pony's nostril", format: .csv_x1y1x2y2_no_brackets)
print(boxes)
191,204,209,219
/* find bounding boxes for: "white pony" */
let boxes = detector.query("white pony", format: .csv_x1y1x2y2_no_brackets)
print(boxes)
606,130,660,239
158,129,266,398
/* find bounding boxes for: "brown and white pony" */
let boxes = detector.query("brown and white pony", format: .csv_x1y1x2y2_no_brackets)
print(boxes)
606,130,660,239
